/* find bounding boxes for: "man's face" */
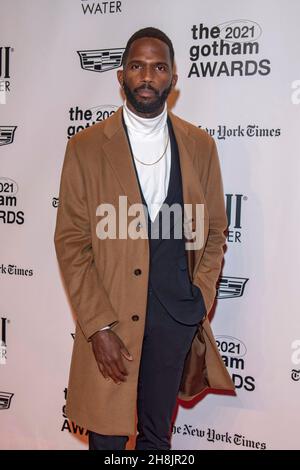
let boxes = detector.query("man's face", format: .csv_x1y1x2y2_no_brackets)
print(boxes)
117,37,178,118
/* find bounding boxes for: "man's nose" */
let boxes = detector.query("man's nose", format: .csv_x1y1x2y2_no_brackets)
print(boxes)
140,65,154,82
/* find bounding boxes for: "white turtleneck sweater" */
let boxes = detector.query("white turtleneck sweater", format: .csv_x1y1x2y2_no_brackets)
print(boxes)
123,101,171,223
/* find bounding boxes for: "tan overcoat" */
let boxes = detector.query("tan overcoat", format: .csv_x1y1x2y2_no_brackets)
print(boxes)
54,106,235,436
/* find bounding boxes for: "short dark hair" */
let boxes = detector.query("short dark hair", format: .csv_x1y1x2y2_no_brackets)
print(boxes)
122,27,174,67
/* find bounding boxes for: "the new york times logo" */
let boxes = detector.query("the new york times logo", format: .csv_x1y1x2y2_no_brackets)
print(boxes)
0,264,33,277
291,339,300,381
172,424,267,449
0,177,24,225
0,391,14,410
217,276,248,299
226,193,247,243
199,124,281,140
61,388,89,436
0,47,13,104
80,1,122,15
0,317,9,365
0,126,17,146
188,20,271,78
216,335,255,391
77,48,124,73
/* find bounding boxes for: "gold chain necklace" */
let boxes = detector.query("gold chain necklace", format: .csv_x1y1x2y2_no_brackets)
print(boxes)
133,128,170,166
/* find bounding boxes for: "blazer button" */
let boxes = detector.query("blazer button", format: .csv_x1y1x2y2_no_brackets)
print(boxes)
131,315,139,321
134,268,142,276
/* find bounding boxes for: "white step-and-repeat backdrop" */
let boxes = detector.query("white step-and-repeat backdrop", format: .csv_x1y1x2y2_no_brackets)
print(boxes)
1,0,299,450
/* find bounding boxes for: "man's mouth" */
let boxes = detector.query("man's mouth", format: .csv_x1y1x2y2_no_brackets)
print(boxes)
135,88,157,98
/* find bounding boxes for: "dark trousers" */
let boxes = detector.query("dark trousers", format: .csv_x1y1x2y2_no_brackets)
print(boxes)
89,289,199,450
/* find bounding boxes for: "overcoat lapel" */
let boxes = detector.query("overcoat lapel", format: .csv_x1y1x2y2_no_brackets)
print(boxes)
102,109,143,208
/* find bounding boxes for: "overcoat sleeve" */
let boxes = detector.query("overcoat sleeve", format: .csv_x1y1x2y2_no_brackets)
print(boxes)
194,137,228,314
54,137,118,341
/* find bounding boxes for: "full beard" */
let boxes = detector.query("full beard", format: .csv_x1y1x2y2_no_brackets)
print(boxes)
123,81,172,115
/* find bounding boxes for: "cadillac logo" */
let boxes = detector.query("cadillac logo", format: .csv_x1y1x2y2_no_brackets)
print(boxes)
0,391,14,410
0,126,17,146
217,276,249,299
77,48,124,72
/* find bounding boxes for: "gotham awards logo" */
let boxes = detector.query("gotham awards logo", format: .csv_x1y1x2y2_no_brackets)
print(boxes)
216,336,255,391
188,20,271,78
61,388,89,436
67,104,118,138
0,177,24,225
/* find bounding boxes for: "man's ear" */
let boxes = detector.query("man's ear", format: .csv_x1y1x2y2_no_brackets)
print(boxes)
117,69,124,88
171,73,178,89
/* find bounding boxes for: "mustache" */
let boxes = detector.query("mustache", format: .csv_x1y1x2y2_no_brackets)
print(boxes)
134,84,159,95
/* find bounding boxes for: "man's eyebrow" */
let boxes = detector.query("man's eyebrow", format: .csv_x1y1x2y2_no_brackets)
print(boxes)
127,59,170,66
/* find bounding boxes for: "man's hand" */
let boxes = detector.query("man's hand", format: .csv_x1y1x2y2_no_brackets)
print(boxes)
90,330,133,384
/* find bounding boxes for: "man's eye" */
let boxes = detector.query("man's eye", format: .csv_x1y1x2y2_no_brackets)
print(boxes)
131,64,141,69
156,65,166,71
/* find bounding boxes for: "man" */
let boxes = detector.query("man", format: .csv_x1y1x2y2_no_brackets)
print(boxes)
54,27,235,451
